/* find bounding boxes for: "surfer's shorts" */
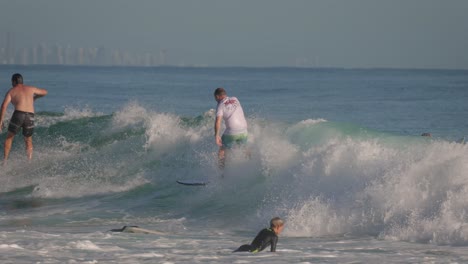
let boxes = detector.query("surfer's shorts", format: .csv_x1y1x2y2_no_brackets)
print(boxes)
8,110,35,137
222,133,248,149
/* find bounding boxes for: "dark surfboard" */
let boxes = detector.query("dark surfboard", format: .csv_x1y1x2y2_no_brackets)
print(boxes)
176,180,208,186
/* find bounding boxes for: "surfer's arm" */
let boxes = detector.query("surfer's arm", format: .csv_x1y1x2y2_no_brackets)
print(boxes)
0,91,11,131
33,87,48,100
270,236,278,252
215,116,223,146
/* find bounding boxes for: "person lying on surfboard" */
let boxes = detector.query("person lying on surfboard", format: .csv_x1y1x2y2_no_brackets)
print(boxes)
233,217,285,253
213,87,248,169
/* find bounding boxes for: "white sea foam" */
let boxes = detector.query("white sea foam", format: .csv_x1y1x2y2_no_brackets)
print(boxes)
0,244,24,250
67,240,104,251
37,106,103,127
30,172,149,199
112,101,148,129
276,133,468,245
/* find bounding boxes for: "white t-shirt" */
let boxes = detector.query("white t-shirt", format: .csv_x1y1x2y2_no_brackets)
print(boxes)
216,96,248,135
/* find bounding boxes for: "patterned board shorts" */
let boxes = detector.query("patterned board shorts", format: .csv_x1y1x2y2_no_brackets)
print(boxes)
8,110,35,137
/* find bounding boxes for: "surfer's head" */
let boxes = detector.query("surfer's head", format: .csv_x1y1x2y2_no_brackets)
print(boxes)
214,87,226,102
270,217,285,235
11,73,23,86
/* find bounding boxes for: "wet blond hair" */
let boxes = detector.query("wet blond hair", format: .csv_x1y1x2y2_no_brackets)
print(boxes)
270,217,284,228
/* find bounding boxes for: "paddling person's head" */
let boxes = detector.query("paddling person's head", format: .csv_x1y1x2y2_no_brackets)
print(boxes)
270,217,285,235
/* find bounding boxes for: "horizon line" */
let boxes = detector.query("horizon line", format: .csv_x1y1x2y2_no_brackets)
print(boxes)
0,64,467,72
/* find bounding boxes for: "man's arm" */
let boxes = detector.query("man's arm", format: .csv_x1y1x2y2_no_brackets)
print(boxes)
33,87,48,100
214,116,223,146
0,92,11,132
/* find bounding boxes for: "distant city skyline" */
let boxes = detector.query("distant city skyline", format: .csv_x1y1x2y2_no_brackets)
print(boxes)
0,32,172,67
1,1,467,69
0,32,313,68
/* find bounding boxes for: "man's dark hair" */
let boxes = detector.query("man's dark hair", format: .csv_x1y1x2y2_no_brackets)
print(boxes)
214,87,226,96
11,73,23,86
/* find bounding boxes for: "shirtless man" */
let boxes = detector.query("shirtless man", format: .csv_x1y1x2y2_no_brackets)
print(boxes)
0,73,48,163
214,87,248,169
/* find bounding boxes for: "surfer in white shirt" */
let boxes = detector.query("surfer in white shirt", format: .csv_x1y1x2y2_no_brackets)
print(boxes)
213,87,248,169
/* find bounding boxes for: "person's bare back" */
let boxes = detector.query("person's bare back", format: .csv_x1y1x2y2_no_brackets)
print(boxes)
0,73,47,162
8,84,42,113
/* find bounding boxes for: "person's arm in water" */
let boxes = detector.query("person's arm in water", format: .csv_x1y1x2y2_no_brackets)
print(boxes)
33,87,48,100
0,91,12,132
214,116,223,146
270,235,278,252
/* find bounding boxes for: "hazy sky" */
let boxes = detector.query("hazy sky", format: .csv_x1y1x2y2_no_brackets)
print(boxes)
1,0,467,68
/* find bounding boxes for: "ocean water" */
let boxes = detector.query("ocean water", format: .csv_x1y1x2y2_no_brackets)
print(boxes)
0,65,467,263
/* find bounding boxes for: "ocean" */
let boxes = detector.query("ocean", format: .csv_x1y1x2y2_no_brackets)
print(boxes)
0,65,467,263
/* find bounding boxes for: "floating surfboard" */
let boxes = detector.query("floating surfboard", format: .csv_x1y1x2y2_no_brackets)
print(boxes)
110,226,166,235
122,226,166,235
176,180,208,186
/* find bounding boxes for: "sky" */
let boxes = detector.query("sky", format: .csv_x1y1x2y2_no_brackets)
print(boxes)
1,0,467,69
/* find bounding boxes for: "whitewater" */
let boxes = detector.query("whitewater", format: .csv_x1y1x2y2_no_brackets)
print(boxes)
0,66,467,263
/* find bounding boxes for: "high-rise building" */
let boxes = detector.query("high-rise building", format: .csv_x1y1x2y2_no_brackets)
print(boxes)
38,43,48,64
77,48,85,65
95,47,107,65
0,47,5,64
88,47,98,65
50,44,64,65
65,45,74,65
295,57,308,68
31,46,38,64
122,51,133,66
19,48,29,65
111,49,123,66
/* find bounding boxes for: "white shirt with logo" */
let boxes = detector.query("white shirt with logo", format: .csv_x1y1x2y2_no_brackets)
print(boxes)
216,97,248,135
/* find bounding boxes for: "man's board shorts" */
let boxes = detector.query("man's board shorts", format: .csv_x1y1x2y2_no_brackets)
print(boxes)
221,133,248,149
8,110,35,137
